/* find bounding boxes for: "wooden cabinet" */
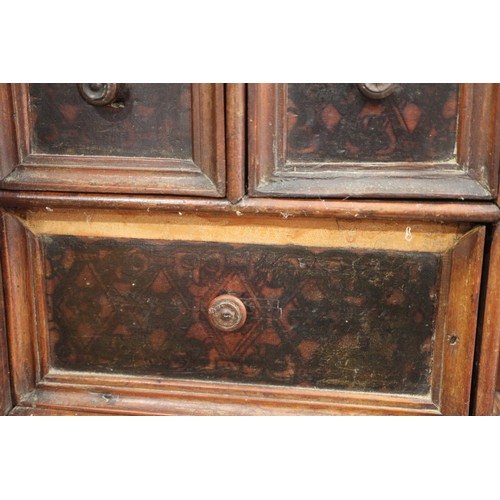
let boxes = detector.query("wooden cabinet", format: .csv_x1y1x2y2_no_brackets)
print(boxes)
0,83,499,416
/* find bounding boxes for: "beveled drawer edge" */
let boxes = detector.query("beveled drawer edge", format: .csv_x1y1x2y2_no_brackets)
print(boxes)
15,373,441,416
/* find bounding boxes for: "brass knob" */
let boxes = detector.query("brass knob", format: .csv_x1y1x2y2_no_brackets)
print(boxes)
77,83,124,106
357,83,397,99
208,295,247,332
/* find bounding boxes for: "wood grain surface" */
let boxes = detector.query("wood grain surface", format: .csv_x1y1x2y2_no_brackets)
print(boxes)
472,224,500,414
1,191,498,222
0,263,12,415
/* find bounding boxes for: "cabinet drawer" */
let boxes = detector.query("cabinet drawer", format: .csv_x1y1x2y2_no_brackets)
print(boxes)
1,209,484,415
249,83,500,200
0,84,225,196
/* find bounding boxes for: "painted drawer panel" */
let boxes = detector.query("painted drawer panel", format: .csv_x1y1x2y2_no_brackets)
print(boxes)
44,236,439,394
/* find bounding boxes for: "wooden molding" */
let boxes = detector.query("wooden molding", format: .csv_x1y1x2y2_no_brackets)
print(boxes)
0,212,39,402
0,191,498,223
225,84,246,204
473,224,500,415
438,226,485,415
0,261,12,415
0,84,18,180
16,372,440,416
458,84,500,195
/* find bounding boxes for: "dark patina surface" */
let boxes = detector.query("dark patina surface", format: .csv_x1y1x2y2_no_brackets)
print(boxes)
44,236,441,394
286,83,458,163
29,84,192,159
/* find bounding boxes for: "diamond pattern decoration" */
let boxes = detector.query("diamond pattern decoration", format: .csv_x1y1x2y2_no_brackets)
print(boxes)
56,262,115,348
44,237,440,394
201,272,263,359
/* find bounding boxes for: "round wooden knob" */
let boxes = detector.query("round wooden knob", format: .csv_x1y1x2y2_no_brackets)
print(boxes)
357,83,397,99
77,83,123,106
208,295,247,332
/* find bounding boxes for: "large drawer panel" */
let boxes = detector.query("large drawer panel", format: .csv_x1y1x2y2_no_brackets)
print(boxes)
1,209,484,415
44,236,439,394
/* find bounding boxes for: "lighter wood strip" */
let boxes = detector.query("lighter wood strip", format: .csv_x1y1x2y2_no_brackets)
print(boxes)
22,209,468,253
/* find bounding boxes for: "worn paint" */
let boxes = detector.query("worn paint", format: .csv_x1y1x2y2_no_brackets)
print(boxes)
44,236,441,394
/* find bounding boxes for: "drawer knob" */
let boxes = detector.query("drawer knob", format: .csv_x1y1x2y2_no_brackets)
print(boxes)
357,83,397,99
77,83,124,106
208,295,247,332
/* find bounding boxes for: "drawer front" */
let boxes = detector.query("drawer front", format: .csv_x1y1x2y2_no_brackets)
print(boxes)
0,84,226,196
44,236,439,395
249,83,499,200
1,210,484,415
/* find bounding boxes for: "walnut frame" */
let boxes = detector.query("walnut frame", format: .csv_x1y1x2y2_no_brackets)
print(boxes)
0,262,11,415
473,224,500,415
0,84,226,197
248,84,500,200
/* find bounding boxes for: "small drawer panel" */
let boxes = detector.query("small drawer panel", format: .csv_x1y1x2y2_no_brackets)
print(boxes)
44,236,440,395
287,84,458,163
30,84,192,159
